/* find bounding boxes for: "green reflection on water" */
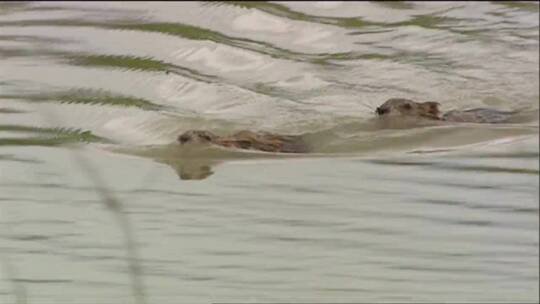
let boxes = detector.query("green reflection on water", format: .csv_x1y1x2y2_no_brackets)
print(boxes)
71,54,169,72
0,89,164,111
0,125,110,146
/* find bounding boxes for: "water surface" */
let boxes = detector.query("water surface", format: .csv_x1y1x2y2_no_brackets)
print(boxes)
0,2,538,303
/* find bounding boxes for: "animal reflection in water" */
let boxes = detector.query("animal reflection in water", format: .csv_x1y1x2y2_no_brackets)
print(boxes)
158,146,303,181
164,98,526,180
164,157,217,180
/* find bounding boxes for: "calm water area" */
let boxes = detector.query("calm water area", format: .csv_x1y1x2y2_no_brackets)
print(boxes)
0,2,538,303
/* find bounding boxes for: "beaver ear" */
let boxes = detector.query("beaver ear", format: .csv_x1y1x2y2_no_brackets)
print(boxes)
423,101,440,106
423,101,441,111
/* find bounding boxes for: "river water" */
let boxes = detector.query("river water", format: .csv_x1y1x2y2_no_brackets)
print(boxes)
0,2,538,303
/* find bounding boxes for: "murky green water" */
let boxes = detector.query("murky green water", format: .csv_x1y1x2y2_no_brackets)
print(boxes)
0,2,538,303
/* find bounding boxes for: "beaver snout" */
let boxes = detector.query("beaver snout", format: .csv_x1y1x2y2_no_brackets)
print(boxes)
376,107,388,115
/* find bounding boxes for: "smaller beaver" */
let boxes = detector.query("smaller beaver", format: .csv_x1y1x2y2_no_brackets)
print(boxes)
375,98,516,123
178,130,309,153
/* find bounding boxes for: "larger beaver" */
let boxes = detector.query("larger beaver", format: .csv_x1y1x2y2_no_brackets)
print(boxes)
375,98,517,123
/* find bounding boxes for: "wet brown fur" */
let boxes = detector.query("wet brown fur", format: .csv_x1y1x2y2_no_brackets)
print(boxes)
376,98,442,120
178,130,309,153
375,98,515,123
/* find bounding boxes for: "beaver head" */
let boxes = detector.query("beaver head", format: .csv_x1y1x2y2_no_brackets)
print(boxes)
375,98,441,120
177,130,217,144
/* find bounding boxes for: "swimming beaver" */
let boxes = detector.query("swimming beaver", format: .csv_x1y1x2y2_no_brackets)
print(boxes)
375,98,517,123
177,99,517,154
178,130,309,153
